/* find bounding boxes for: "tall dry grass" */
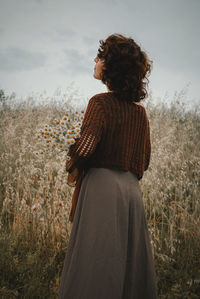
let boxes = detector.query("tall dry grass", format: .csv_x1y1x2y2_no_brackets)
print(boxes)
0,89,199,298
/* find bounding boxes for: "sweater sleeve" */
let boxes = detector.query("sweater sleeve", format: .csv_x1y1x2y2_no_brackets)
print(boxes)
144,116,151,171
66,96,105,173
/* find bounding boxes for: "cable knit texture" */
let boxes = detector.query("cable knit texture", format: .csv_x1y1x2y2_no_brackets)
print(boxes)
66,91,151,222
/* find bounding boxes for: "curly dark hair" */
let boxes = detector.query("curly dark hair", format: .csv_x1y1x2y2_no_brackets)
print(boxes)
97,33,152,103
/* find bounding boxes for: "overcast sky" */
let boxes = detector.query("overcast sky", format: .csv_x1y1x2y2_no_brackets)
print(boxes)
0,0,199,107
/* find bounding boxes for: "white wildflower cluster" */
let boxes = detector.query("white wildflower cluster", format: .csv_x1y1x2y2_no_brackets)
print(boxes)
34,109,85,159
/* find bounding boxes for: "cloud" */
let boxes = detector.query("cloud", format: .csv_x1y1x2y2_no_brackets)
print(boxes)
58,48,91,76
31,0,43,4
50,28,78,42
149,40,200,75
82,35,98,46
0,47,46,72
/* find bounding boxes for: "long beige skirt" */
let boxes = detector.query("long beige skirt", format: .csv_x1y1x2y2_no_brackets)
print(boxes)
58,167,158,299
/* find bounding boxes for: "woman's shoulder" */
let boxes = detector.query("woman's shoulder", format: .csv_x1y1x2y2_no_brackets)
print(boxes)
87,92,114,108
89,91,112,101
88,92,148,114
84,92,110,115
132,101,147,113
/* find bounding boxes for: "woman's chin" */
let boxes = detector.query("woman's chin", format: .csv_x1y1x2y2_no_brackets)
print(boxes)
93,73,100,80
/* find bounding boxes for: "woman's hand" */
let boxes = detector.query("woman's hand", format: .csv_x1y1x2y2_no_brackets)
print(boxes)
67,167,79,187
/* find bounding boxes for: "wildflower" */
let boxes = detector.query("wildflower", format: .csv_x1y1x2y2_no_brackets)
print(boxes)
70,138,75,144
59,136,65,142
68,129,75,135
35,108,85,158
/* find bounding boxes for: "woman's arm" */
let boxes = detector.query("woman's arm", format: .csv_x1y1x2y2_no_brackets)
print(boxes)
66,95,105,173
144,116,151,171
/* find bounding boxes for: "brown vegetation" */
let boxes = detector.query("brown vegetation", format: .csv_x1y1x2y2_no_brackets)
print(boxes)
0,89,199,298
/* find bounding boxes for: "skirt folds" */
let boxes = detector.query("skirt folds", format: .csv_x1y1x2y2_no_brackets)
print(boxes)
58,167,158,299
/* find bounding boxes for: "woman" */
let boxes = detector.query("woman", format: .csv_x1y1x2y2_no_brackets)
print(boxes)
58,33,158,299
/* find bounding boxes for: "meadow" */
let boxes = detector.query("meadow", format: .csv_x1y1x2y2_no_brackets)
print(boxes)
0,88,199,298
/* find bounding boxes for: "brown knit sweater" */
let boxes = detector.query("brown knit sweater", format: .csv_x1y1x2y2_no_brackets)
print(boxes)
66,91,151,222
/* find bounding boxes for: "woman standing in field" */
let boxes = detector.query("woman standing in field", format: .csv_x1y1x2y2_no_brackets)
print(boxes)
58,33,158,299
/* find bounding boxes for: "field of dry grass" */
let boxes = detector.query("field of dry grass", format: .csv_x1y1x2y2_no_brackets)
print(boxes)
0,89,199,298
